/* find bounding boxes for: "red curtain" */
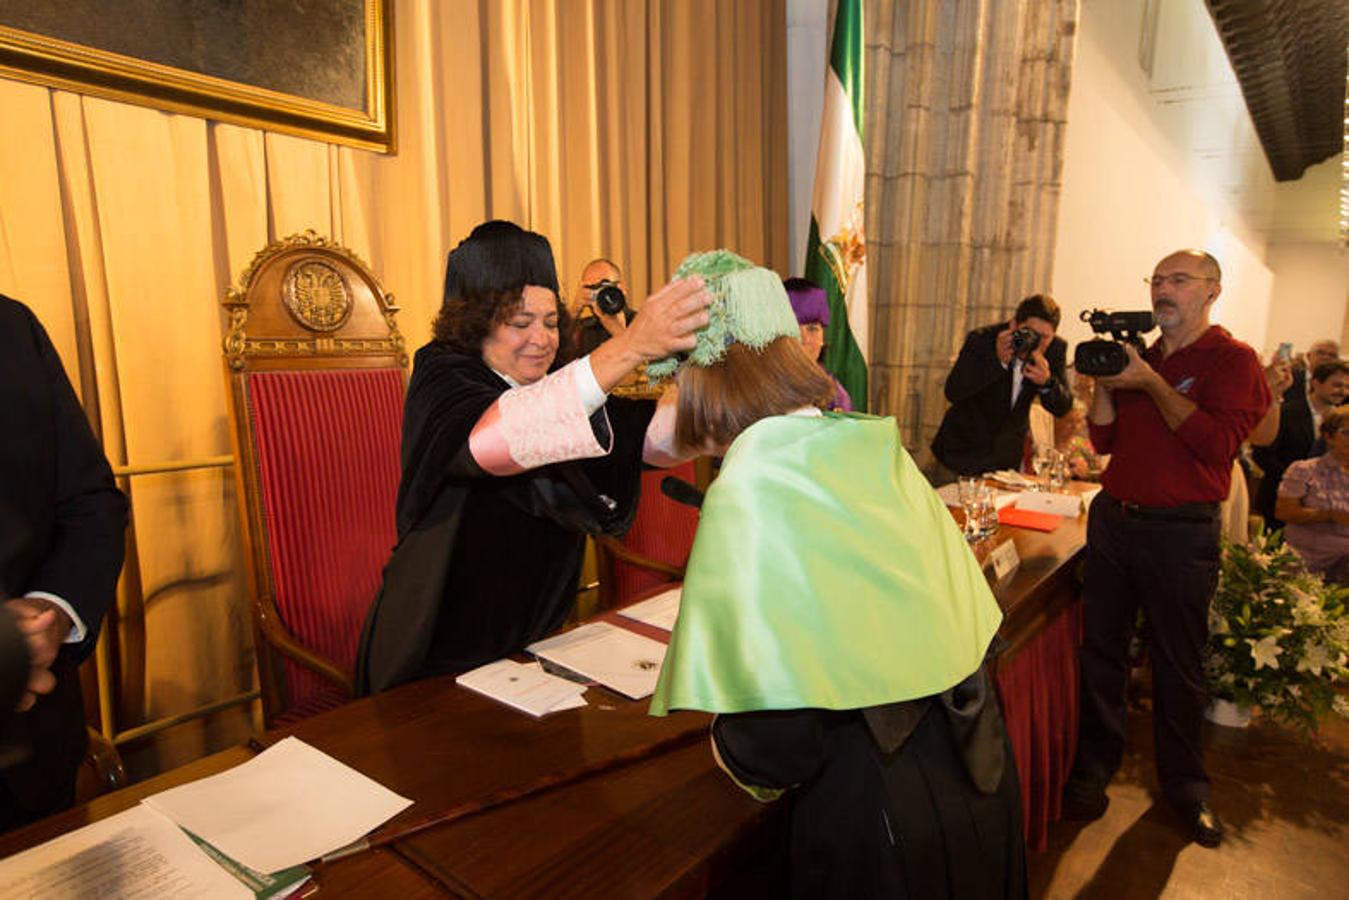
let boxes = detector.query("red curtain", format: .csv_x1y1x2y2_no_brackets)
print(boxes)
995,599,1083,852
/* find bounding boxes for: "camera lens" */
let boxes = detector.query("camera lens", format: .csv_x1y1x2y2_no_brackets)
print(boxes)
1010,327,1040,358
594,283,626,316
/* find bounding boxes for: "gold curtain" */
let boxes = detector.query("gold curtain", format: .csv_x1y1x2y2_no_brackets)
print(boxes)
864,0,1079,460
0,0,786,777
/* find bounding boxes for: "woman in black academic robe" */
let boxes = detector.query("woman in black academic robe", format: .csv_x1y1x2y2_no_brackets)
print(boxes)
355,221,708,694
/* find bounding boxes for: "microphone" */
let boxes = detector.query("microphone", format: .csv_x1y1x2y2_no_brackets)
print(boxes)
660,476,704,509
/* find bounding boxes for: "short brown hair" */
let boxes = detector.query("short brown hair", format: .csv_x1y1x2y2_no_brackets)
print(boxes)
1321,406,1349,440
1014,294,1061,329
673,336,836,452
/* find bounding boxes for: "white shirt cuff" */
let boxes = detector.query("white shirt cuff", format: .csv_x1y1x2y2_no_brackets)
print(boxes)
576,356,609,415
24,591,87,643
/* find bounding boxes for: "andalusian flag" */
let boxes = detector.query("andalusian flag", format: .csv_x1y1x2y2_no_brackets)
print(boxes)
804,0,868,411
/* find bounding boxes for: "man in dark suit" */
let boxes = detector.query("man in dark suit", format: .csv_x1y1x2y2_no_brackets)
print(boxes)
930,294,1073,479
1252,359,1349,529
1,294,127,830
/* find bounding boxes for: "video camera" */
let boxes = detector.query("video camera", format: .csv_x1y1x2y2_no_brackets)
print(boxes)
586,279,627,316
1073,309,1156,376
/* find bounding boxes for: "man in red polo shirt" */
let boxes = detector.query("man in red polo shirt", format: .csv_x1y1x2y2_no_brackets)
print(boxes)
1061,250,1270,847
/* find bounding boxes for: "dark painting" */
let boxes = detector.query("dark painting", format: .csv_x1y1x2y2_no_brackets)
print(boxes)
0,0,393,152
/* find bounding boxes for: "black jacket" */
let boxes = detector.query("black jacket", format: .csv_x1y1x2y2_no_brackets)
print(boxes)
0,295,127,826
1251,369,1317,528
931,322,1072,475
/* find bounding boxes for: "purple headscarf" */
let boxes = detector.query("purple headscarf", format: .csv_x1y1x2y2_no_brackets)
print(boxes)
784,277,829,327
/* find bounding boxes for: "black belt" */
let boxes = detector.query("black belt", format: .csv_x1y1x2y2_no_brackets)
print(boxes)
1108,494,1219,523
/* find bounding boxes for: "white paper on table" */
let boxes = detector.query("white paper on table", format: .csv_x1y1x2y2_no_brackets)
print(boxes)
1014,491,1082,518
456,658,587,717
1078,486,1102,513
0,804,249,899
143,736,412,875
616,587,682,631
987,470,1039,490
527,622,667,700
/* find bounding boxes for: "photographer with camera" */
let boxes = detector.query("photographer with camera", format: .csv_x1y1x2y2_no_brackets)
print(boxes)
1062,250,1270,848
930,294,1072,481
570,258,634,356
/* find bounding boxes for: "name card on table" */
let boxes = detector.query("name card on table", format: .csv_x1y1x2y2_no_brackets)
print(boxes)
1014,491,1082,519
986,539,1021,581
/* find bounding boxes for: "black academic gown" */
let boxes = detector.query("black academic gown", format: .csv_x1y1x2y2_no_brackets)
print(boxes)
0,295,127,829
355,343,654,694
713,668,1027,900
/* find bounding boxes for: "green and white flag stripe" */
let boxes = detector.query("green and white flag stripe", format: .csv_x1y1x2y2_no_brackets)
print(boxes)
804,0,868,411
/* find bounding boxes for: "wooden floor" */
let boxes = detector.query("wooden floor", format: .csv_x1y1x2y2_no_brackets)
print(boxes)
1028,700,1349,899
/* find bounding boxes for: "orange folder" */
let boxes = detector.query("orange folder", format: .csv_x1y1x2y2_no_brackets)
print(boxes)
998,506,1062,533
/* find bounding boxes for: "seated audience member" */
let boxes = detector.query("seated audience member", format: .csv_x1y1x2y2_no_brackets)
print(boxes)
930,294,1072,481
1276,406,1349,584
355,222,709,694
1253,360,1349,528
1054,371,1103,480
569,257,634,356
651,251,1025,897
1,296,128,830
783,277,852,411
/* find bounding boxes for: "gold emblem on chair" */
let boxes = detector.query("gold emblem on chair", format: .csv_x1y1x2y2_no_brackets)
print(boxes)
283,260,353,332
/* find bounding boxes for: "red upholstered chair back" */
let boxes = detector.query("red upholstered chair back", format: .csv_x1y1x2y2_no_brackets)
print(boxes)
222,232,407,725
598,461,700,609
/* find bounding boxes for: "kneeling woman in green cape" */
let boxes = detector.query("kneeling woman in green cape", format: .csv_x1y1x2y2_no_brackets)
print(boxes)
355,221,711,694
648,250,1027,898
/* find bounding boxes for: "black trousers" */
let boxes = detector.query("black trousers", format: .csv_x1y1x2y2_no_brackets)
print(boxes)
1070,493,1221,808
0,657,86,831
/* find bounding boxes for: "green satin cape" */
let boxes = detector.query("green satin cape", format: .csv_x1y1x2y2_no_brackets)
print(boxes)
649,413,1002,716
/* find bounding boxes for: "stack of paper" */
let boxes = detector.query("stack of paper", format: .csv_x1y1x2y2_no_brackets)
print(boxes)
1013,491,1082,518
456,658,588,717
616,587,682,631
528,622,668,700
987,470,1039,490
0,804,267,899
144,737,413,875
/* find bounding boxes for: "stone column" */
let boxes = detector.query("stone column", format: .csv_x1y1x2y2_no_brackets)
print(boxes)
865,0,1079,463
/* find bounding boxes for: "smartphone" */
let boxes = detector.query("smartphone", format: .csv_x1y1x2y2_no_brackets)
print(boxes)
1275,342,1293,363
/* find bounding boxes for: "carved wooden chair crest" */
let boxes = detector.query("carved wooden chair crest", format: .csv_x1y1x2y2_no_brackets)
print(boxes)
222,231,405,726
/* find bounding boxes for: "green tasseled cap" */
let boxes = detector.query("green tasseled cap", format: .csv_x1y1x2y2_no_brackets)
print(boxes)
646,250,801,380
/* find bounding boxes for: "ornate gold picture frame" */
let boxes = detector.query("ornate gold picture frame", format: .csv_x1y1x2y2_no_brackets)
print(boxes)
0,0,395,153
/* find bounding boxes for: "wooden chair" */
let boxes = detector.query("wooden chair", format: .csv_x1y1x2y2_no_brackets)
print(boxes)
222,231,406,726
594,461,700,610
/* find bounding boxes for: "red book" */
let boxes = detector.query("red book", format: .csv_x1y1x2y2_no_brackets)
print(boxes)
998,507,1062,533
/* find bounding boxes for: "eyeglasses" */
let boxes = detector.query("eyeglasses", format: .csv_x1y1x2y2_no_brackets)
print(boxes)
1144,273,1217,289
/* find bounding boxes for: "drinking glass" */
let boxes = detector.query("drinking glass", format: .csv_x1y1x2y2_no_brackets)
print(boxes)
977,485,1001,538
1030,449,1052,491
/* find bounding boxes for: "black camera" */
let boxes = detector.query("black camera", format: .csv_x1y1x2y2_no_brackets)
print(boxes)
589,279,627,316
1073,309,1156,376
1010,326,1041,359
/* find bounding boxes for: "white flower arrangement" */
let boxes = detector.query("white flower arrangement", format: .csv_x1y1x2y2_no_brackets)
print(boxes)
1205,530,1349,734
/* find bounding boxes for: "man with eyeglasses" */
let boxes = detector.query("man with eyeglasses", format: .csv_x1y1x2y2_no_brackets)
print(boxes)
1062,250,1270,848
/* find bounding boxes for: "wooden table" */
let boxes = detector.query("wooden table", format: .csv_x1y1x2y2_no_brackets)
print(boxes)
961,485,1092,852
1,497,1089,894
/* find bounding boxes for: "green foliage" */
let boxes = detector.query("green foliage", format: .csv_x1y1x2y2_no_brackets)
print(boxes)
1205,530,1349,735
